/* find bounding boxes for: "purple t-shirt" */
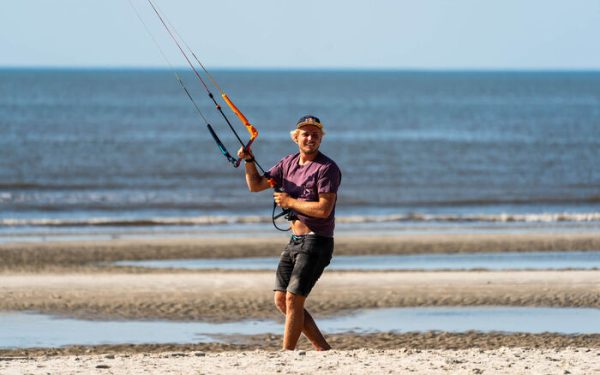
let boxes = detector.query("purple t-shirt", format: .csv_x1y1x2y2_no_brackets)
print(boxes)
266,152,342,237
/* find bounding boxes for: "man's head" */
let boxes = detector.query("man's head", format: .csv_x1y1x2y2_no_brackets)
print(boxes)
290,115,325,155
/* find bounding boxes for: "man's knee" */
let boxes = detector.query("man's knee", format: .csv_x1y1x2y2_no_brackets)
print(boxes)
274,291,287,313
285,291,306,311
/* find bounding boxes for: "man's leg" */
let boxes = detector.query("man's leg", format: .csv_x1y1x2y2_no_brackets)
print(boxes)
302,308,331,351
283,292,305,350
274,291,331,351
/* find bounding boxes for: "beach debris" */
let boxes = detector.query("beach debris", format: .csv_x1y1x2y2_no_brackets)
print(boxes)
96,364,110,369
194,351,206,357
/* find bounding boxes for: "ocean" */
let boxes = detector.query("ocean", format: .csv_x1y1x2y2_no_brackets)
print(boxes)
1,69,599,241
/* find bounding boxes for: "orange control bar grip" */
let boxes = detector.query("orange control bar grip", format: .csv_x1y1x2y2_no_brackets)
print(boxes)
222,94,258,140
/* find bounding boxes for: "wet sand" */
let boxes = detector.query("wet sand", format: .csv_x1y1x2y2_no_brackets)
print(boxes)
1,270,599,321
1,232,599,369
2,332,600,358
2,231,600,271
1,232,599,320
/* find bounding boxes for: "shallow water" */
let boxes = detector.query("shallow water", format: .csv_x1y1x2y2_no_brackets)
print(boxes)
114,251,600,271
2,307,599,348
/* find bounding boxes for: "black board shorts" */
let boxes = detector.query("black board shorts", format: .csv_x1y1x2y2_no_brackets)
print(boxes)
274,234,334,297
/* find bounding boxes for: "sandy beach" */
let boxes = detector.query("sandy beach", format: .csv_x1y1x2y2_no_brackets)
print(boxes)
1,270,599,322
1,232,599,373
2,348,600,374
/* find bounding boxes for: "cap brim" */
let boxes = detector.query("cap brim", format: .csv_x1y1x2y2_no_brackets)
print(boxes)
296,121,323,129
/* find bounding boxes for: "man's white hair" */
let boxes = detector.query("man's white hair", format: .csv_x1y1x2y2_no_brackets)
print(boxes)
290,128,326,143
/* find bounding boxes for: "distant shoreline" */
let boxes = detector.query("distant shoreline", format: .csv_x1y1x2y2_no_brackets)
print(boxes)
2,67,600,73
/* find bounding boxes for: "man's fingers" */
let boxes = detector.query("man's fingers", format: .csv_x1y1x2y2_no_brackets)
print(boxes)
273,192,288,208
238,147,255,160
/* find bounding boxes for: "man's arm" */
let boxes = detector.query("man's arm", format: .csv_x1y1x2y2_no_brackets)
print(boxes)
238,147,271,192
274,192,336,219
244,161,271,192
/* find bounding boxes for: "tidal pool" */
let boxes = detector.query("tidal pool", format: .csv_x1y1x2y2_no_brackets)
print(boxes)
115,251,600,271
2,307,599,348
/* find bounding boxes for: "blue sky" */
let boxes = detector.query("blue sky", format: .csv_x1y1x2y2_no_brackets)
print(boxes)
2,0,600,69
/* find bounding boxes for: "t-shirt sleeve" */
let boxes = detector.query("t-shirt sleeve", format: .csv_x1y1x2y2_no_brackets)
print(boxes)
264,159,284,187
317,163,342,194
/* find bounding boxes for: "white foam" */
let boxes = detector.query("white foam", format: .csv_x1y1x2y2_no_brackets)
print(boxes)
2,212,600,227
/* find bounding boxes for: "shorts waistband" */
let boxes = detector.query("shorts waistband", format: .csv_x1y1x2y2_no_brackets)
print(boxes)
291,232,316,241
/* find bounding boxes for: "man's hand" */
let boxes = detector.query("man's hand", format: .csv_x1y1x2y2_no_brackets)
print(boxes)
237,147,254,161
273,192,292,209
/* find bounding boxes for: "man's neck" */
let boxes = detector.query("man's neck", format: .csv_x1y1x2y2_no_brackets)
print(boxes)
298,151,319,165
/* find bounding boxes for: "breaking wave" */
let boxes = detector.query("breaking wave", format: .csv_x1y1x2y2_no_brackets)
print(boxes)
2,212,600,227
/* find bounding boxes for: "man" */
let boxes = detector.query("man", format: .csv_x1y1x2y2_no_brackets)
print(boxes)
237,115,341,351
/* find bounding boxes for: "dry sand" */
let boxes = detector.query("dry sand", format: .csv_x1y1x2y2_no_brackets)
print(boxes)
1,348,599,374
1,232,599,373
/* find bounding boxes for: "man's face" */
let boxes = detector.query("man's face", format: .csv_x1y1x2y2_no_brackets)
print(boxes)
296,125,323,154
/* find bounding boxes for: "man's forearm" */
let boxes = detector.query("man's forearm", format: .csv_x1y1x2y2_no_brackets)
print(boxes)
245,162,268,192
287,198,332,219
